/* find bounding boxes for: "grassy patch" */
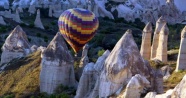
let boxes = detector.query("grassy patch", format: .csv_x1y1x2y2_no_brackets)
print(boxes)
168,49,179,55
0,51,41,97
164,70,186,91
97,49,105,57
149,60,164,69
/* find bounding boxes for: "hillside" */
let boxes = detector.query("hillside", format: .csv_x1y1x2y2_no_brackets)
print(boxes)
0,51,41,98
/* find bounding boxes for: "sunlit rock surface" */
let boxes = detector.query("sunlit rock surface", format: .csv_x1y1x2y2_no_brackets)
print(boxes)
1,25,31,65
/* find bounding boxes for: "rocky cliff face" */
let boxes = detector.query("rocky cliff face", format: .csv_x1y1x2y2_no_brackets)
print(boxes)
40,32,76,94
1,25,31,65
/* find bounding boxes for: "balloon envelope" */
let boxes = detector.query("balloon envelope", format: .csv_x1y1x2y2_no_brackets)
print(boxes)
58,8,99,53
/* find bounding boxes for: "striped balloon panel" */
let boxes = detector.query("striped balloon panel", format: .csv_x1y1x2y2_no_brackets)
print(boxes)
58,8,99,53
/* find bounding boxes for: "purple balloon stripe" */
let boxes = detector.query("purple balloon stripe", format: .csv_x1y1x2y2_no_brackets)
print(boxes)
58,20,98,29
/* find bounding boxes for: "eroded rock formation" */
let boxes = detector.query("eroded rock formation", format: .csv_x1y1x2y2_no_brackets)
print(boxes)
13,9,22,23
28,5,36,14
156,24,169,62
140,22,152,60
99,29,153,97
34,9,45,29
151,16,166,59
0,16,7,25
176,26,186,71
40,32,76,94
75,50,110,98
1,25,31,65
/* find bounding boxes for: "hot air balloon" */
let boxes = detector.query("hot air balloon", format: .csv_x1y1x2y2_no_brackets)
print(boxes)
58,8,99,53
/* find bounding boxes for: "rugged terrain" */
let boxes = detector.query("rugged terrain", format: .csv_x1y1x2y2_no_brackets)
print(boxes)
0,3,185,98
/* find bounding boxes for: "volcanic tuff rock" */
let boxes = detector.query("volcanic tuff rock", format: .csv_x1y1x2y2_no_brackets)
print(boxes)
161,65,171,81
13,9,22,23
17,7,23,13
1,25,31,65
176,26,186,71
2,0,185,24
117,74,150,98
34,9,44,29
0,16,6,25
99,29,153,97
156,24,169,62
40,32,76,94
145,75,186,98
48,5,53,17
145,90,173,98
31,45,38,53
75,50,110,98
75,63,96,98
76,44,89,80
161,0,180,24
3,10,12,18
140,22,152,60
28,4,36,14
149,59,164,94
151,16,166,59
37,46,46,53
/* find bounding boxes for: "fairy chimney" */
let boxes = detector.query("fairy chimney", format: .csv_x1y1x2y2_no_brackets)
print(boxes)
176,26,186,71
40,32,77,94
79,44,89,67
76,44,89,80
151,16,166,59
28,5,36,14
48,5,53,17
1,25,31,64
4,10,12,18
140,22,152,60
99,30,152,97
156,24,169,62
34,9,45,29
13,9,22,23
87,0,92,11
17,7,23,13
0,16,7,25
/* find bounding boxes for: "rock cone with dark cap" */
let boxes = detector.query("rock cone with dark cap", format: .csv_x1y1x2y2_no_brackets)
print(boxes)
140,22,152,60
176,26,186,71
151,16,166,59
0,16,6,25
34,9,44,29
40,32,76,94
156,24,169,62
1,25,31,64
99,29,153,97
